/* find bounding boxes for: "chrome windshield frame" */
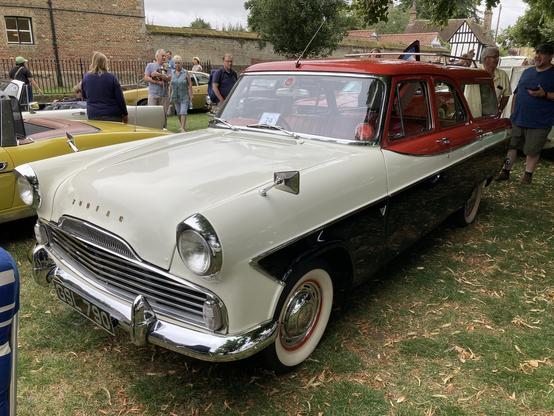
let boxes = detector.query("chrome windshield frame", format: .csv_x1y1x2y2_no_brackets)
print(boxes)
220,71,389,146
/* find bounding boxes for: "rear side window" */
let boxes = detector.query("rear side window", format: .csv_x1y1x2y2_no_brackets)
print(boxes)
462,82,498,118
388,80,432,140
434,81,468,127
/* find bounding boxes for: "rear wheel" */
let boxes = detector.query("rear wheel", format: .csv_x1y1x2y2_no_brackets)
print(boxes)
137,99,147,106
263,261,333,371
455,180,485,226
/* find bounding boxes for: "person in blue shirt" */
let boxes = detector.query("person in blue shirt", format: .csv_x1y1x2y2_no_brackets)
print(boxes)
0,248,19,416
81,52,128,123
169,55,193,132
496,43,554,184
212,54,238,107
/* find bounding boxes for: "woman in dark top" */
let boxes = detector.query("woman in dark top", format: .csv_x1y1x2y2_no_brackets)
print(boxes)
81,52,128,123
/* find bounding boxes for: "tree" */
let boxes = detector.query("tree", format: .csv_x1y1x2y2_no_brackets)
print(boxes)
190,17,211,29
245,0,350,57
497,0,554,47
353,0,500,26
373,4,410,34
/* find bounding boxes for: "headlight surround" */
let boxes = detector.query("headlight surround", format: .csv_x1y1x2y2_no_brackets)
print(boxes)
15,164,41,209
177,214,222,278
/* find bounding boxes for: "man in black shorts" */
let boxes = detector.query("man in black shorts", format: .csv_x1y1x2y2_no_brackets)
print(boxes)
496,43,554,184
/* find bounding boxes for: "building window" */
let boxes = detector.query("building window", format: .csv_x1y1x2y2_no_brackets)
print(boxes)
5,17,34,44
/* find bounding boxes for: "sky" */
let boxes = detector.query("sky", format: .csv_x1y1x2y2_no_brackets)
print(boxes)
144,0,527,33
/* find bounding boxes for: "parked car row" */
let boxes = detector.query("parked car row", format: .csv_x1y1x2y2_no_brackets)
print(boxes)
18,57,510,370
122,71,210,110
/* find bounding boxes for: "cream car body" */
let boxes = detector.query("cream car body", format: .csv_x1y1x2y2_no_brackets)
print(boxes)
23,58,510,369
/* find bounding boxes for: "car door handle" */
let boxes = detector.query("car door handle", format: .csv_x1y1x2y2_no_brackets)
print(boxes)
0,162,7,172
436,137,450,145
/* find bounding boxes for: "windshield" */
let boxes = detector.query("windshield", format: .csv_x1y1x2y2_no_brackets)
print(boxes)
0,80,20,99
219,73,385,143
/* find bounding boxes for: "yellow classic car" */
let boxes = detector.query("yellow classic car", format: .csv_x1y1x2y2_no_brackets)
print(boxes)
123,71,210,110
0,85,168,224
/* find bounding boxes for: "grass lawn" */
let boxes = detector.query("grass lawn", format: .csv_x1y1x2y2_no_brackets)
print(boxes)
2,117,553,415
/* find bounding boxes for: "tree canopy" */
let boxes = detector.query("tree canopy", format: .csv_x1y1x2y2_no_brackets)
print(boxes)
353,0,499,26
190,17,212,29
498,0,554,47
245,0,349,57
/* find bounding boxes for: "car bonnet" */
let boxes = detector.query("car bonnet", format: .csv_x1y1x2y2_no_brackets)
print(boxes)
48,129,354,269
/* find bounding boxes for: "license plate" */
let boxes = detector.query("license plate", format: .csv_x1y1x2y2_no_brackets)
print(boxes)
54,280,115,335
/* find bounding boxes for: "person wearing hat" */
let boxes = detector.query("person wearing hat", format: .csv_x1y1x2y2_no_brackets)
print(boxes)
496,43,554,184
191,57,202,72
8,56,43,103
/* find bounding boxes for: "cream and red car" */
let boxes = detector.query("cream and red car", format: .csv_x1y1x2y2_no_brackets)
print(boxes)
22,58,510,370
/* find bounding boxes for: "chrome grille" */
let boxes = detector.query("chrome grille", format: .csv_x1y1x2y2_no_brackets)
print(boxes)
46,221,208,327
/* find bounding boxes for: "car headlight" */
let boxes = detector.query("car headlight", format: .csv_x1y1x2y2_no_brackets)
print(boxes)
15,164,41,209
177,214,222,278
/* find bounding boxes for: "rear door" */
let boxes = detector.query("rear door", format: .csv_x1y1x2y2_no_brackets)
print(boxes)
382,76,459,257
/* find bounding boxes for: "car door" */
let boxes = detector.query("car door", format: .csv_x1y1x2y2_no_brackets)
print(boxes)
382,76,468,257
0,148,15,211
191,72,208,109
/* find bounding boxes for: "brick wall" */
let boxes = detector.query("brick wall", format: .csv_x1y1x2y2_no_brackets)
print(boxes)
146,26,447,71
0,0,149,61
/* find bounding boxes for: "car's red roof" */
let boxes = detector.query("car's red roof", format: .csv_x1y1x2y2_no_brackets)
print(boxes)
244,58,490,78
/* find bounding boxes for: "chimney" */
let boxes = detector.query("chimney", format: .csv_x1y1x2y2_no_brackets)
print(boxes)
483,7,493,32
409,0,417,25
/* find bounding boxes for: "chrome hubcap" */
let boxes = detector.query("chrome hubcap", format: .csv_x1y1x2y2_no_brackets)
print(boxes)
280,281,321,349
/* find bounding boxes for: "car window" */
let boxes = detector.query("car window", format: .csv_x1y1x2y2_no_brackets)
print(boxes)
462,82,498,118
434,81,467,128
194,73,209,86
220,74,385,142
388,80,432,140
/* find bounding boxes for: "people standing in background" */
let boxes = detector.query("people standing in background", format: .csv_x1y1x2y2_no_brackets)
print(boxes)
212,53,238,106
496,43,554,184
144,49,171,119
81,51,128,123
191,57,203,72
166,50,175,71
480,46,511,113
169,55,193,132
9,56,43,103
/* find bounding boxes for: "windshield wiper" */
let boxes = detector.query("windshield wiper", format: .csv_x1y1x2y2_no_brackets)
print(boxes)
210,117,238,131
246,123,300,140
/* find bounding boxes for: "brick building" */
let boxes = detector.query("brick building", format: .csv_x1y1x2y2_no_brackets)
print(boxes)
0,0,150,60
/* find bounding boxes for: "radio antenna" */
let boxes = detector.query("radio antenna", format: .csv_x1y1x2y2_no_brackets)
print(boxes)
295,16,326,68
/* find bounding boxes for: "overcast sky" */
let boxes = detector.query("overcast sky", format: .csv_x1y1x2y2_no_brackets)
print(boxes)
144,0,527,32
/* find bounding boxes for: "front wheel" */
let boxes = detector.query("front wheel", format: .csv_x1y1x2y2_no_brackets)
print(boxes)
454,180,486,226
263,261,334,371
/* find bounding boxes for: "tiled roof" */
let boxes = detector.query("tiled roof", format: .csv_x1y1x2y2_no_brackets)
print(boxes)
405,19,494,45
347,31,444,48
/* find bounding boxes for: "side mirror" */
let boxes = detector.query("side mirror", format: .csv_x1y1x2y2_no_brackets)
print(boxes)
259,171,300,197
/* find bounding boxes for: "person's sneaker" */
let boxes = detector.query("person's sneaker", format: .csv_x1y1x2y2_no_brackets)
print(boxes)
520,172,532,185
495,169,510,181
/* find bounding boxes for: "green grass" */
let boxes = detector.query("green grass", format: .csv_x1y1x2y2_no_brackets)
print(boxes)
3,124,554,415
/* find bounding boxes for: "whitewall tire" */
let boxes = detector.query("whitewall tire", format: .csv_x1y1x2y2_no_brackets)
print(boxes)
456,179,486,226
265,262,334,370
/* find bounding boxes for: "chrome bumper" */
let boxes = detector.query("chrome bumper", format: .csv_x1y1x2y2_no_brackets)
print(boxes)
32,245,278,362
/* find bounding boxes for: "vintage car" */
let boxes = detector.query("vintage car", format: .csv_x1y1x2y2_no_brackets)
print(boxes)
123,71,210,110
22,58,510,370
0,87,168,224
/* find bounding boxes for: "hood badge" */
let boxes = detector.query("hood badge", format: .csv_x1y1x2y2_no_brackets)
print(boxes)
72,199,124,222
259,171,300,197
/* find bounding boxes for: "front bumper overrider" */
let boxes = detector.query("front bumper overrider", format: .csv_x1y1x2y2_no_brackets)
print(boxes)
32,244,278,362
